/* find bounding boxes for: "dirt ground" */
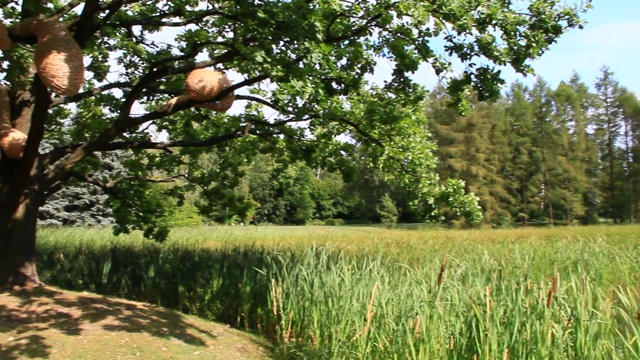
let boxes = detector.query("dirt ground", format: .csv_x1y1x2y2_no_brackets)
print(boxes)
0,286,272,359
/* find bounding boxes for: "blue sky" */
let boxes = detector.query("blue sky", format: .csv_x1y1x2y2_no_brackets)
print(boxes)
373,1,640,96
501,0,640,95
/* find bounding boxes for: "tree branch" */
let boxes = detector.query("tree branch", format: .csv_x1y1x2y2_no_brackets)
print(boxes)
71,0,101,48
51,82,131,107
69,170,110,191
130,74,269,126
51,0,84,20
95,129,247,152
235,94,280,111
333,116,385,148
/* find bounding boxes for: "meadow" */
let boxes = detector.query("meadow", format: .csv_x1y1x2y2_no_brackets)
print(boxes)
37,225,640,359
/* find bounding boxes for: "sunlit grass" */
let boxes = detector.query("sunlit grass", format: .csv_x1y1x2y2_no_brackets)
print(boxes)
37,225,640,359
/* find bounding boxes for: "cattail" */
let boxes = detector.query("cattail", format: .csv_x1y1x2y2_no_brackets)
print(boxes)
185,69,228,101
0,22,12,50
486,286,492,315
0,128,28,160
34,19,84,96
547,273,558,308
437,258,447,286
363,282,378,338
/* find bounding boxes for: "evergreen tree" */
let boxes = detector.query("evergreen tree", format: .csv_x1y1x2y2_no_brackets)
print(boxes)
593,67,624,222
529,77,561,225
426,87,511,226
37,152,125,226
568,73,601,223
502,82,543,225
551,80,593,223
617,89,640,222
377,193,398,229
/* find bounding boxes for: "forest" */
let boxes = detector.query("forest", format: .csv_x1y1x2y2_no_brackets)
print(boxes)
39,66,640,229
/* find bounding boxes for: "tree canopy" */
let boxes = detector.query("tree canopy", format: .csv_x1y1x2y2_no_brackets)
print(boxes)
0,0,589,285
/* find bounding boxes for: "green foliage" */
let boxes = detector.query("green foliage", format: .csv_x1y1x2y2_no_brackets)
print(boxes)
0,0,590,241
323,218,345,226
426,87,512,226
110,181,175,242
170,204,204,227
425,66,640,226
377,193,398,229
37,152,128,227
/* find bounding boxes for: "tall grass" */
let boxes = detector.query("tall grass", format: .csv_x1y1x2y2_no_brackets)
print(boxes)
37,225,640,359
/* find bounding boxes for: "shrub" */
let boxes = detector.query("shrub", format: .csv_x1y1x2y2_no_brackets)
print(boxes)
324,218,345,226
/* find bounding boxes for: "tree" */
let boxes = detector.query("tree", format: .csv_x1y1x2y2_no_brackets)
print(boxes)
501,82,543,225
593,67,624,222
567,73,600,224
426,86,512,226
550,80,591,224
37,151,126,227
309,170,350,221
616,88,640,222
0,0,588,287
377,193,398,229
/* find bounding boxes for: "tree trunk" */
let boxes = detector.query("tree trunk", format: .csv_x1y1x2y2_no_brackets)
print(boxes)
0,73,52,289
0,149,43,289
0,188,42,289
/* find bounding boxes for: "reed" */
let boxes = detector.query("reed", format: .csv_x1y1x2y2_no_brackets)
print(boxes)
37,225,640,359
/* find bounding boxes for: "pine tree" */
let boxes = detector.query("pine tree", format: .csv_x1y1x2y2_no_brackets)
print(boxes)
502,82,543,225
37,152,131,227
617,89,640,222
529,77,562,225
594,67,624,222
426,87,511,226
377,193,398,229
568,73,601,224
550,80,592,224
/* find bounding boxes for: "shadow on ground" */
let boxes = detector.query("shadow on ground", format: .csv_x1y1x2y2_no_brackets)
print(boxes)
0,287,268,359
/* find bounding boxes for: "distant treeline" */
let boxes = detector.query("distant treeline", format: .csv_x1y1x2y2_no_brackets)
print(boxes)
428,67,640,226
39,66,640,228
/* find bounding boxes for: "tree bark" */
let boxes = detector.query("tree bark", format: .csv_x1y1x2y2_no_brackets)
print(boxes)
0,180,42,289
0,80,50,290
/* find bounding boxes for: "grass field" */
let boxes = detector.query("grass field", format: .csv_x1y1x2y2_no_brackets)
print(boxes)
36,225,640,359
